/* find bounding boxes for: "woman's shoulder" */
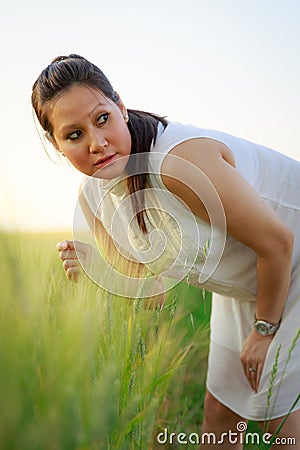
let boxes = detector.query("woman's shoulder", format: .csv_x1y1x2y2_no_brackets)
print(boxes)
153,120,241,155
154,120,298,180
151,120,237,171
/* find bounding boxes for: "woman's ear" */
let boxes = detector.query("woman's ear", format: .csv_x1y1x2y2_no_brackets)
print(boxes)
115,92,129,122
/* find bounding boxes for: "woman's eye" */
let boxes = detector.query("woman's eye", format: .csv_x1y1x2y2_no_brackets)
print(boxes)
67,130,82,140
97,113,109,125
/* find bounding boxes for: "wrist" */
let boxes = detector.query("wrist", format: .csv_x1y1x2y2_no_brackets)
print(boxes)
253,314,281,337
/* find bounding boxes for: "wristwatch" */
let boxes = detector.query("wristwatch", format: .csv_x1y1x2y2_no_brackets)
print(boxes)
253,316,280,336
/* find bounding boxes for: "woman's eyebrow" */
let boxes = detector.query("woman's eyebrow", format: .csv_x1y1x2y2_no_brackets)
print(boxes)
60,123,81,134
88,101,107,117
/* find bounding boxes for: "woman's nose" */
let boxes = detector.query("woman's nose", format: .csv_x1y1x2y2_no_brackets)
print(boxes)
89,132,108,153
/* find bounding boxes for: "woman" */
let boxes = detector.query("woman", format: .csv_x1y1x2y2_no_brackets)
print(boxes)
32,54,300,448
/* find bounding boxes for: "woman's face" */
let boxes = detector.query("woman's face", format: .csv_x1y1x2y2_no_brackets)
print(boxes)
48,84,132,178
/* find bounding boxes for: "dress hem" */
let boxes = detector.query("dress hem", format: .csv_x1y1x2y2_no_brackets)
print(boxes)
206,382,300,421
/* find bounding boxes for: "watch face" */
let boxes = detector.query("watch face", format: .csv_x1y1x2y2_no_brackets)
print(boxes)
255,322,270,336
254,319,279,336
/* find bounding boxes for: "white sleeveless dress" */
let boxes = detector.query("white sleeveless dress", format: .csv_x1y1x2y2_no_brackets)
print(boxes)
80,120,300,421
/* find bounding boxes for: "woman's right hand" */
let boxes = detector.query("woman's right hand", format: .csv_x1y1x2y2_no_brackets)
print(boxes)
56,240,93,282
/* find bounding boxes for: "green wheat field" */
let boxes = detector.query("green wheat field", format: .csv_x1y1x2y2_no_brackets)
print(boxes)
0,231,288,449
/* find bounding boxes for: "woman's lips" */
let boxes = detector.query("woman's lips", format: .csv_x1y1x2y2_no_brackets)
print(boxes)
94,153,117,168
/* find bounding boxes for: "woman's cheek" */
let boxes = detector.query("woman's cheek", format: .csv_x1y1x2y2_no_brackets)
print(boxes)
65,150,88,173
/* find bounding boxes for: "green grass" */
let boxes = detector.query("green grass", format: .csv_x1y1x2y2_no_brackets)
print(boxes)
1,231,296,449
0,231,211,450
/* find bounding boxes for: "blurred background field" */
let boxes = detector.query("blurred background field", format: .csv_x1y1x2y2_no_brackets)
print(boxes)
0,231,213,449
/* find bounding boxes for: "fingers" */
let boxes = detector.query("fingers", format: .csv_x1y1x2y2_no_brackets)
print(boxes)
56,240,75,252
240,331,273,393
56,240,82,282
65,266,82,282
244,362,263,392
63,257,82,282
242,357,262,393
63,258,80,271
57,240,93,260
59,249,78,262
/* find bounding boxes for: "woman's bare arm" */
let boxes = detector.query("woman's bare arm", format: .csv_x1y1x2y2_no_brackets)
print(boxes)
161,138,294,391
161,138,293,323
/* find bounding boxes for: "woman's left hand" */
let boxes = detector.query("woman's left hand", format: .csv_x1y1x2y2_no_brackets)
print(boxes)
240,329,273,392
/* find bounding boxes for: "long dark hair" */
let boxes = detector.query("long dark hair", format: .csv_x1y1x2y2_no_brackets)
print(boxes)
31,54,167,233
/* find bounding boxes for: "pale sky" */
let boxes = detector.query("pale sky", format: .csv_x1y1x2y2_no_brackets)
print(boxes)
1,0,300,231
